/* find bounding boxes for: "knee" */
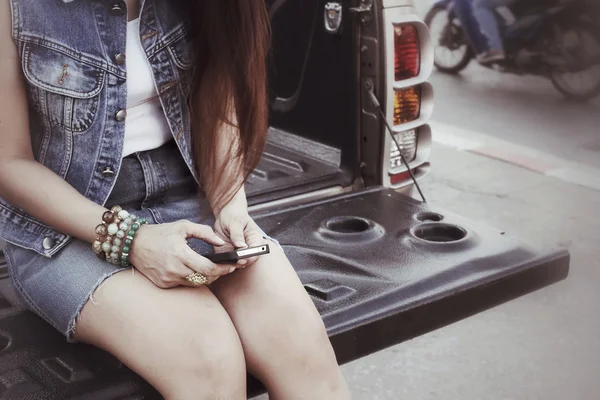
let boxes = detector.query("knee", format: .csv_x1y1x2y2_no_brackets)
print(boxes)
163,324,247,399
266,309,347,393
272,303,336,372
199,338,246,385
296,318,336,369
197,337,246,392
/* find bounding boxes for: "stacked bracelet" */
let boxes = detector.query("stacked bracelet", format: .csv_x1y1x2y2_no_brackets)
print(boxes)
120,216,147,267
92,206,148,267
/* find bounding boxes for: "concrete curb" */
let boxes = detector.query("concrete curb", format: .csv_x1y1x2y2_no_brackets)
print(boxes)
431,122,600,192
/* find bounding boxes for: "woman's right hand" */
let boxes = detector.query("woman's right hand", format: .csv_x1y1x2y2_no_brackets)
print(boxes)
128,220,238,288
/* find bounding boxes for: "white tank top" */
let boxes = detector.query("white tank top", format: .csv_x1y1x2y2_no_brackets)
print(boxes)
122,18,173,158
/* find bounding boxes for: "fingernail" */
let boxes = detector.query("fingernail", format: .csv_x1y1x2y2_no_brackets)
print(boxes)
215,237,226,245
229,267,235,273
236,241,247,248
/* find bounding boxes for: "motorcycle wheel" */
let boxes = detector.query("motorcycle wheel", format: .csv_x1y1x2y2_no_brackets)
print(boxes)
550,21,600,102
424,5,474,74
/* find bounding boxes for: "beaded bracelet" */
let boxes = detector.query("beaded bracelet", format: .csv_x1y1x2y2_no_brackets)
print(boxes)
120,217,148,267
107,212,135,264
93,206,123,260
92,206,148,266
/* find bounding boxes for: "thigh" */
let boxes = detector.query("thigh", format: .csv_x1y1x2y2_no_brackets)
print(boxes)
74,269,247,398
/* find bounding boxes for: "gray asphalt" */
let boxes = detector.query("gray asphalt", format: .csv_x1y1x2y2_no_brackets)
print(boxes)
430,65,600,169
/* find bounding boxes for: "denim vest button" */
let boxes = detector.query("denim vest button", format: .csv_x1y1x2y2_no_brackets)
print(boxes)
43,237,55,250
109,1,126,16
102,167,115,177
114,53,126,65
115,109,127,122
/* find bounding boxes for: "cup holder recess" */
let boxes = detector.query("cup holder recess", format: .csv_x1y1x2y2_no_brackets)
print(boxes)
319,216,384,242
0,333,10,352
414,211,444,223
410,223,468,244
325,217,371,234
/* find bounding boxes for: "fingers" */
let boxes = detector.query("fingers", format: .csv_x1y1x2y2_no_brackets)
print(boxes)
179,266,220,287
181,247,239,277
180,221,225,247
228,221,248,249
143,255,235,289
133,220,242,290
140,262,200,289
240,225,269,266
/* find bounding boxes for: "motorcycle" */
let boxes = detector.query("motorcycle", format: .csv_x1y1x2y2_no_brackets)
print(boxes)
424,0,600,101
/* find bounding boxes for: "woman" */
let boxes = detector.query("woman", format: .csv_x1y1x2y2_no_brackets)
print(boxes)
0,0,351,398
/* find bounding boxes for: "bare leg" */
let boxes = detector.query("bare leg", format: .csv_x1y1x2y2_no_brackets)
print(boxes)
74,270,247,400
211,243,351,400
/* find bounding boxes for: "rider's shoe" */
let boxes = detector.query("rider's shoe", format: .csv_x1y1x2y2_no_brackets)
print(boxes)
477,50,506,65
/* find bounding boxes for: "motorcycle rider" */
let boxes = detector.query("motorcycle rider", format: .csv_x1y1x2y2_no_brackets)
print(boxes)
473,0,521,64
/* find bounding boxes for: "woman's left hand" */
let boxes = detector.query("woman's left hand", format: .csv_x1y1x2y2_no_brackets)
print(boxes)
214,205,266,266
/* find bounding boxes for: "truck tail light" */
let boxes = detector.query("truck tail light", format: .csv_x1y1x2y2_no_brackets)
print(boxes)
360,9,433,189
394,24,420,81
393,87,421,125
390,130,417,168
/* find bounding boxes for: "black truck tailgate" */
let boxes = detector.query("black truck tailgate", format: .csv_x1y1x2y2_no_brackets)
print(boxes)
0,187,569,399
254,187,569,366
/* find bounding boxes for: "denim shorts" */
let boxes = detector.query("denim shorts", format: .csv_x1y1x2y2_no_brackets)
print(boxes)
5,140,276,342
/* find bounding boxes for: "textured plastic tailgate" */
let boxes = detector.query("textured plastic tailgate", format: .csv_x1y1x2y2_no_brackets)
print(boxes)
0,187,569,399
254,188,569,366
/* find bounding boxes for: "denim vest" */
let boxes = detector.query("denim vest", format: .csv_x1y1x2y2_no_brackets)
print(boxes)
2,0,195,257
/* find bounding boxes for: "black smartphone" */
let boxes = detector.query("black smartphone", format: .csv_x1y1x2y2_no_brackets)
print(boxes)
205,244,270,264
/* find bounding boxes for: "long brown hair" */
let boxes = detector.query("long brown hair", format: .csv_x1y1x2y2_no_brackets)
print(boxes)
183,1,271,213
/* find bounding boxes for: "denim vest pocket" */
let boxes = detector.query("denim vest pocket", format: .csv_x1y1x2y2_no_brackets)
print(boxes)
167,33,193,99
168,33,193,71
22,43,106,133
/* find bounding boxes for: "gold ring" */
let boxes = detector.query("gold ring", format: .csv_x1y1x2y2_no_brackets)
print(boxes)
185,272,208,286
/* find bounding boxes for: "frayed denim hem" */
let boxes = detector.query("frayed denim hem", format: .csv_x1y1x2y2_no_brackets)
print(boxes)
66,267,133,343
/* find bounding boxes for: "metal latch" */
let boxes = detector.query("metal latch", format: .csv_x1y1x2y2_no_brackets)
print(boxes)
349,0,373,24
324,3,343,34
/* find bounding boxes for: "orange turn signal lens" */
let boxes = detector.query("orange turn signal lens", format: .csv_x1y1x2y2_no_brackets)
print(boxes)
393,87,421,125
394,24,420,81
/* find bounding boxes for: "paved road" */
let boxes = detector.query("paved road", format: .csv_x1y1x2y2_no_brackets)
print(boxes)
430,65,600,169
